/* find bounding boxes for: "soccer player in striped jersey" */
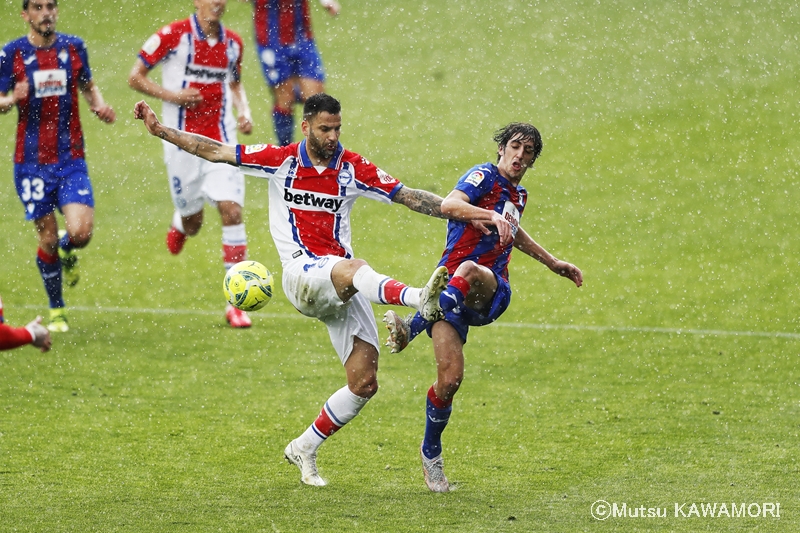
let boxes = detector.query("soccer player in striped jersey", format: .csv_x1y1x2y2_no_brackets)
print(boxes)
241,0,340,146
383,123,584,492
128,0,256,328
0,0,117,333
134,93,501,486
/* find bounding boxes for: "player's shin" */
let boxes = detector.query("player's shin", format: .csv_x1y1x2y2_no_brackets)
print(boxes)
36,248,65,309
422,386,452,460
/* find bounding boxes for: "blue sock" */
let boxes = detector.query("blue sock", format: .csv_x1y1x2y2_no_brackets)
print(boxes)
422,387,452,460
273,107,294,146
37,255,65,309
408,312,429,343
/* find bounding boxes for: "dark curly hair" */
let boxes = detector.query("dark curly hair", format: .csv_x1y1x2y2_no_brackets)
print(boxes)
493,122,542,164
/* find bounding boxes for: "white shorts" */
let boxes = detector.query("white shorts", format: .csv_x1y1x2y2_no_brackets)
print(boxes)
164,143,245,216
282,255,380,364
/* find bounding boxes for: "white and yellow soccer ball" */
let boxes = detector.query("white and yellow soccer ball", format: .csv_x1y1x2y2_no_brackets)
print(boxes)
223,261,274,312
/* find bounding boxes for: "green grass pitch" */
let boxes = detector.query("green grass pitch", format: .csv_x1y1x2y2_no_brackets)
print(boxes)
0,1,797,531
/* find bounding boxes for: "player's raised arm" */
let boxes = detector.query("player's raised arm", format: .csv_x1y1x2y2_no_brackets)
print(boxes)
133,101,237,165
513,226,583,287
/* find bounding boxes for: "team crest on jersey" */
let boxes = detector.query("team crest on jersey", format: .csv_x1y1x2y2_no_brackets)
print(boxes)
377,169,393,184
58,48,68,64
244,144,268,154
337,168,353,186
143,34,161,55
465,171,485,187
33,69,67,98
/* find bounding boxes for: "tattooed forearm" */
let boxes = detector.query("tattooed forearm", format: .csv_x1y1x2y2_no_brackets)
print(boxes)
157,126,229,163
394,187,444,218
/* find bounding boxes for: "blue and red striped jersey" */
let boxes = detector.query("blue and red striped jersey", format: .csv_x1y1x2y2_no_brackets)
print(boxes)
439,163,528,282
253,0,314,48
0,34,92,165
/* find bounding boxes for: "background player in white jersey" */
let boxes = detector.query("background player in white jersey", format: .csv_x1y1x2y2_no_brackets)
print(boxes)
134,93,504,487
128,0,255,327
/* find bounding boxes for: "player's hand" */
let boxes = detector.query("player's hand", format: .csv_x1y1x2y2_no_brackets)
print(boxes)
470,220,491,235
25,317,52,352
12,79,29,103
133,100,161,135
321,0,340,16
489,211,514,246
92,104,116,124
173,88,203,108
238,115,253,135
469,211,513,246
552,260,583,287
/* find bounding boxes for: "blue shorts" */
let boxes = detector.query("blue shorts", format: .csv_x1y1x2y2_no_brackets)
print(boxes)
426,273,512,344
14,159,94,221
256,39,325,87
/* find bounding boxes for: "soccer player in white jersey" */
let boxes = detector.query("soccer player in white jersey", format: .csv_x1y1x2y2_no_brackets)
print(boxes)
134,93,505,486
128,0,255,328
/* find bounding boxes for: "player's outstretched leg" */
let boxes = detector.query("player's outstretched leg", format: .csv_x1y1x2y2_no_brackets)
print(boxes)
351,264,448,321
58,230,80,287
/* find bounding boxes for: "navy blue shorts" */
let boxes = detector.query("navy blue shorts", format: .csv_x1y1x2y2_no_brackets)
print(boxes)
14,159,94,221
426,273,512,344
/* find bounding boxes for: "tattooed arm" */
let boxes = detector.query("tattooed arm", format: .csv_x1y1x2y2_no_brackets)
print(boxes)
133,100,237,165
392,186,445,219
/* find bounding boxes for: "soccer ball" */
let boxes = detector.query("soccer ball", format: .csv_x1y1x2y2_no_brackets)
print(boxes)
223,261,274,312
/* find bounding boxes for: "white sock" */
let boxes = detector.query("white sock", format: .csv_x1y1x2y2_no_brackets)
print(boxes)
171,211,185,233
294,386,370,453
352,265,421,307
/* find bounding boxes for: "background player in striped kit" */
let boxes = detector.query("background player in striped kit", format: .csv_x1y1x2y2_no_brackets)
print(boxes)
0,0,117,333
128,0,256,327
384,122,583,492
241,0,340,146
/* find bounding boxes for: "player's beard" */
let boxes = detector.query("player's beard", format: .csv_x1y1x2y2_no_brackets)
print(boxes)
307,132,336,162
32,19,55,39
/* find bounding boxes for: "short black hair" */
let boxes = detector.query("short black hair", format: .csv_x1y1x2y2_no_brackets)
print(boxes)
493,122,543,164
303,93,341,121
23,0,57,10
